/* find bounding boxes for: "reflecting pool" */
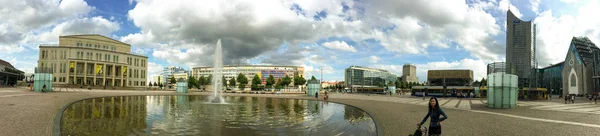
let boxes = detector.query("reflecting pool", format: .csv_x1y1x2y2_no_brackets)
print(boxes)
59,95,376,136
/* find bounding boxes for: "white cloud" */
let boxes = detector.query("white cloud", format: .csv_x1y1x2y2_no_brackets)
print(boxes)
322,41,356,52
0,0,93,33
369,55,380,63
0,44,25,53
147,62,164,83
30,16,120,43
122,0,510,67
152,46,207,67
498,0,523,18
534,0,600,67
530,0,541,14
561,0,577,4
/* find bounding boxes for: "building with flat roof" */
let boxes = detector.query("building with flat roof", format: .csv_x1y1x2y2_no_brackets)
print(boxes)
37,34,148,87
192,65,304,89
506,9,537,88
0,59,24,86
344,66,397,92
162,66,188,84
401,64,419,83
427,70,473,86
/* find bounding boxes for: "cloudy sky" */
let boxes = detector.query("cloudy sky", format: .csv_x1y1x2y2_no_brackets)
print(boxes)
2,0,600,83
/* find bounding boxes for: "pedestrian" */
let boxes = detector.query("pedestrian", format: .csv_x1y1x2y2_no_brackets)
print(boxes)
565,94,569,104
594,94,597,104
417,97,447,136
42,84,47,93
470,92,474,98
571,94,575,104
315,92,318,99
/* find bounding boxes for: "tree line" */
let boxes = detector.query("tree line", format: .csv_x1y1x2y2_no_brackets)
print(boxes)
149,74,308,91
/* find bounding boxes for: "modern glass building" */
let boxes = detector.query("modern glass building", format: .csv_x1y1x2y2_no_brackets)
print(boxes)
506,9,536,88
593,49,600,94
537,62,563,95
162,66,188,85
344,66,397,91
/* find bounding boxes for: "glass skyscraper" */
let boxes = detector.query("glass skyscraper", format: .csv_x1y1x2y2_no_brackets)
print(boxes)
506,9,536,88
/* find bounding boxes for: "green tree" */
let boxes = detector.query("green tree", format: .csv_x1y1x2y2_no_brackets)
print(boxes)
153,82,157,87
311,76,317,81
158,82,164,88
481,78,487,87
170,76,176,84
281,75,292,91
299,76,307,86
266,75,275,89
252,75,262,90
387,81,394,87
188,76,196,89
222,76,227,89
149,82,152,87
198,76,206,89
207,75,213,85
230,78,236,89
237,73,248,90
293,76,301,87
275,79,284,90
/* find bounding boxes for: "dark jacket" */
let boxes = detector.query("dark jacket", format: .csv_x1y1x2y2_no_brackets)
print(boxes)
420,108,448,127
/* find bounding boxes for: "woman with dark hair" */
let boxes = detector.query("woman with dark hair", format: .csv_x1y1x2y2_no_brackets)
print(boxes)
417,97,448,136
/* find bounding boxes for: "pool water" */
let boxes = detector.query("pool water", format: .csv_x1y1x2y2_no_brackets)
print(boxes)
59,95,376,136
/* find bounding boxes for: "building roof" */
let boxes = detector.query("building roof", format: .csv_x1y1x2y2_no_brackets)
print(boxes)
570,37,599,65
59,34,131,46
193,65,303,69
540,61,564,70
0,59,16,69
348,66,390,73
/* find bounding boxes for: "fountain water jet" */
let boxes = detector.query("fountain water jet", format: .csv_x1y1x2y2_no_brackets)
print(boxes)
208,39,226,104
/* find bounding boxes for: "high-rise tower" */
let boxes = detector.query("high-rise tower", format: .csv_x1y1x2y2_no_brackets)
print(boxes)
506,9,536,88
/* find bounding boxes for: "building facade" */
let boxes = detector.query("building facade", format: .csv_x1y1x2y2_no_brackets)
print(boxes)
344,66,397,89
506,9,537,88
192,65,304,88
427,70,473,86
487,62,506,75
538,62,563,95
401,64,419,83
562,37,598,95
161,66,188,84
38,34,148,87
0,59,24,86
592,49,600,94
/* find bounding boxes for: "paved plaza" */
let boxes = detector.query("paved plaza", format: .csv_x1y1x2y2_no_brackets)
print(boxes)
2,87,600,136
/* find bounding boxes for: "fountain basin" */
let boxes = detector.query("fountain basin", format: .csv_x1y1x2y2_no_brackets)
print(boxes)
58,95,377,136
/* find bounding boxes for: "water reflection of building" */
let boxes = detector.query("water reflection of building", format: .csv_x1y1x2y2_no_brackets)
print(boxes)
344,106,368,123
61,96,148,135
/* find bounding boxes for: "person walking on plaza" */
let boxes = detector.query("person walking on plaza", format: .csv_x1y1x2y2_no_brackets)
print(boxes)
565,94,569,104
315,92,319,99
417,97,447,136
571,94,575,104
594,93,598,104
42,84,47,93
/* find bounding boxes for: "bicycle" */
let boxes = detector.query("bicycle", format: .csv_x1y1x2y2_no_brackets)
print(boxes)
409,125,427,136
